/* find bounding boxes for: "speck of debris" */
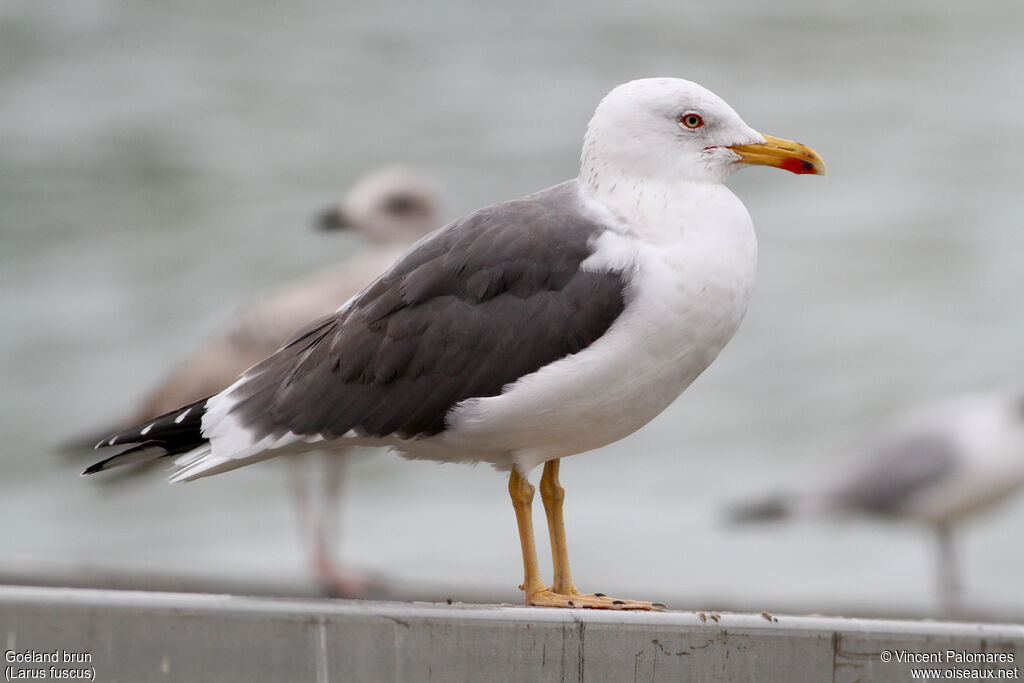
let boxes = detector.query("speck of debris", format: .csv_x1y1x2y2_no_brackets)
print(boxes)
446,598,453,605
697,612,707,623
651,638,690,657
709,613,720,622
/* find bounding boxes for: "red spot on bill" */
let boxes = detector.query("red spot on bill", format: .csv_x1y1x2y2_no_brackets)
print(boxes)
779,157,818,175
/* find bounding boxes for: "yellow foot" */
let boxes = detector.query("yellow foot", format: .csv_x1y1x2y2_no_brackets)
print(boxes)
525,589,666,611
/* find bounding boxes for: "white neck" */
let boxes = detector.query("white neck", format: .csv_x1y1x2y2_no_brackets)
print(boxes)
577,163,750,250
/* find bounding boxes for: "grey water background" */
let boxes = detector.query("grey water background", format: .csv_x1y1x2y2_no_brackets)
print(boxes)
3,0,1024,616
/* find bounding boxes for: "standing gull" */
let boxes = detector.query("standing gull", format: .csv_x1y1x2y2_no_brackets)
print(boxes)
731,390,1024,615
81,166,441,595
88,78,825,610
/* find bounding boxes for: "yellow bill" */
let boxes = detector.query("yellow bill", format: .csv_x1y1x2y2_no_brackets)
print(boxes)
730,134,826,176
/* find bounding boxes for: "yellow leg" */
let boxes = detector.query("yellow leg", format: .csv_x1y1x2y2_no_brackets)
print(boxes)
508,466,546,598
508,459,666,611
539,459,578,595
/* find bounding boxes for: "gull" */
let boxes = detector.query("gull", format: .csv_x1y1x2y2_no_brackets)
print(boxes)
87,78,825,610
82,166,441,595
730,390,1024,614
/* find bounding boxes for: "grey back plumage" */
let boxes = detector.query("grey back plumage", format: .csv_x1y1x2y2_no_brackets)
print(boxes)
227,181,627,444
830,433,960,515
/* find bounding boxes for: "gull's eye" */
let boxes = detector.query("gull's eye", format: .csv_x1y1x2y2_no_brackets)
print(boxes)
382,194,419,215
680,113,704,129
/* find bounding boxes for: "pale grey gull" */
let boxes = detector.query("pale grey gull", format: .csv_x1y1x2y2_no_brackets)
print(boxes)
81,165,441,596
731,390,1024,615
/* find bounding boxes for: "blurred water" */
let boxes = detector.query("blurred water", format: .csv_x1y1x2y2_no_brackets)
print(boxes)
3,0,1024,616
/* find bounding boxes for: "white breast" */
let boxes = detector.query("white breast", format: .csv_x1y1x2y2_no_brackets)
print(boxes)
902,396,1024,523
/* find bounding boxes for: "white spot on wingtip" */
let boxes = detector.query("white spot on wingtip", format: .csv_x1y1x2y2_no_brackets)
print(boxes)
174,407,192,424
140,422,156,436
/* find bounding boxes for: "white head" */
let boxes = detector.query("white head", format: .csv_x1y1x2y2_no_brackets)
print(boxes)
581,78,825,187
317,165,442,244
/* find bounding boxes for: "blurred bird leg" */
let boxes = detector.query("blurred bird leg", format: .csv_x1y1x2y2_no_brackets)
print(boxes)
287,453,366,597
936,522,963,617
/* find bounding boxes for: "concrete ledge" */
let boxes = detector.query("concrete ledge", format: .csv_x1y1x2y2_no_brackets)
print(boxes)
2,585,1022,682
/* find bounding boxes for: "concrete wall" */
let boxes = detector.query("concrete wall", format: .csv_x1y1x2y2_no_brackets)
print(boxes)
2,585,1022,682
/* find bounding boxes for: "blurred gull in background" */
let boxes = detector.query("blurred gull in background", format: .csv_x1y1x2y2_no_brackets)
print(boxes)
730,390,1024,616
77,165,442,596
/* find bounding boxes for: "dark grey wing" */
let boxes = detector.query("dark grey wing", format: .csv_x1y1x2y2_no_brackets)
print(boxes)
831,433,960,515
226,184,627,443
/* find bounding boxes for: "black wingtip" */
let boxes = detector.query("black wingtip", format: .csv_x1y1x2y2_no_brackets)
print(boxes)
86,398,210,475
82,454,119,475
83,440,175,475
